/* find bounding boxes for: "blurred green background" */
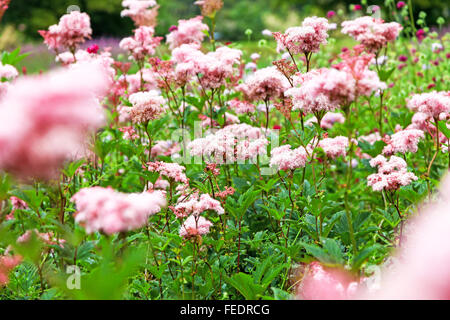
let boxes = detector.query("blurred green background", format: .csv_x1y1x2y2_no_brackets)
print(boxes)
2,0,449,42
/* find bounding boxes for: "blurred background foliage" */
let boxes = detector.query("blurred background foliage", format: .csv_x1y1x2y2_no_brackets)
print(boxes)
1,0,449,43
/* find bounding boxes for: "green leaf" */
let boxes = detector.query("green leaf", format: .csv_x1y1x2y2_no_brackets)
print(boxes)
63,159,85,178
225,273,265,300
378,66,396,82
1,47,30,66
322,238,345,265
352,245,380,271
271,287,291,300
438,121,450,139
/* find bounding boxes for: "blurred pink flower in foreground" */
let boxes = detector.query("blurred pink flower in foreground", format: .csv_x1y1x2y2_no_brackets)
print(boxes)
298,173,450,300
0,254,22,286
0,63,108,180
364,173,450,299
297,261,360,299
71,187,166,234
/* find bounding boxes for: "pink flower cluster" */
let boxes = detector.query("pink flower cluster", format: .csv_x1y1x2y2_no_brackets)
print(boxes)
71,187,166,234
228,98,256,114
188,124,268,163
151,140,181,158
147,161,189,185
166,16,209,50
287,68,355,113
39,11,92,51
341,17,403,53
0,63,108,180
333,46,386,96
382,129,424,156
6,196,28,221
121,0,159,27
367,155,418,191
179,215,213,239
273,17,330,54
17,229,66,247
407,91,450,120
0,254,21,286
305,112,345,129
359,131,382,145
119,126,140,140
172,44,242,90
120,26,163,61
238,66,289,102
270,145,308,171
129,90,166,123
172,193,224,218
318,136,349,159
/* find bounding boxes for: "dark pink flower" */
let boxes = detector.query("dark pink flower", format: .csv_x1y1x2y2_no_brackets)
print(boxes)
416,29,426,40
87,44,99,54
327,11,336,19
397,1,406,9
